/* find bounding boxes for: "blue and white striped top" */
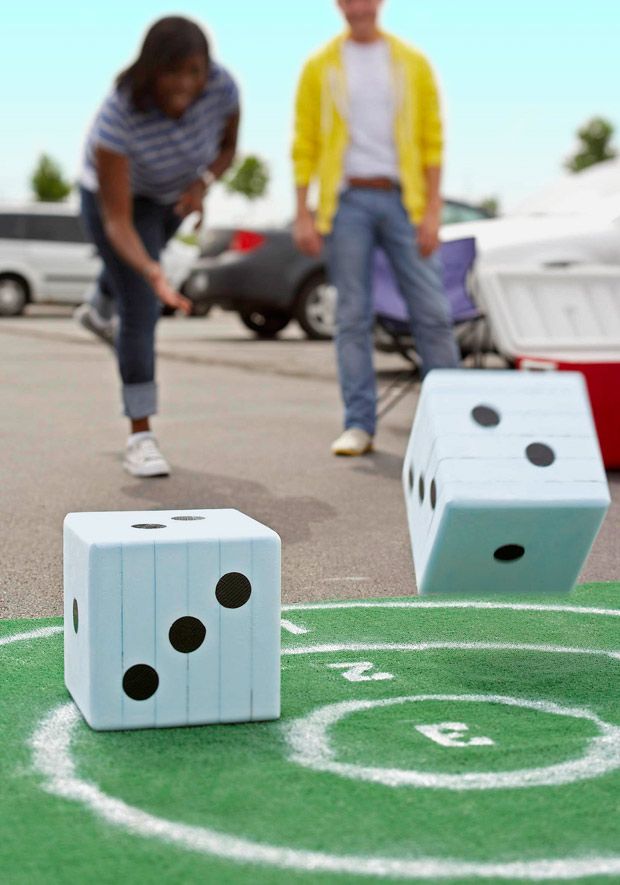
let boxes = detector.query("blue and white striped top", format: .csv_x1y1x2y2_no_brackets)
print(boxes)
80,62,239,204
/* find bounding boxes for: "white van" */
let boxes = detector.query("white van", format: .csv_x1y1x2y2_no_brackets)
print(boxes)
0,202,198,316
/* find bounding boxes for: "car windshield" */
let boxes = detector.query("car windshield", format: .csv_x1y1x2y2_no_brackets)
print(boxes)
280,199,491,230
441,202,490,224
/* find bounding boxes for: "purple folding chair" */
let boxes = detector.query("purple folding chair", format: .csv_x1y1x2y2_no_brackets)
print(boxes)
373,237,487,366
373,237,491,419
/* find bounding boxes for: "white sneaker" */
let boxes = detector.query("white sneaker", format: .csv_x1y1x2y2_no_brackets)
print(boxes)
123,433,170,477
74,303,117,348
331,427,374,456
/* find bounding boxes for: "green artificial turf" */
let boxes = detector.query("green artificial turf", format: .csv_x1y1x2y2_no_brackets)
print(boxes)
2,583,620,883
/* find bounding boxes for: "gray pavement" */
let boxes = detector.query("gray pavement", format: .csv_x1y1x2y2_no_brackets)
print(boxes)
1,306,618,619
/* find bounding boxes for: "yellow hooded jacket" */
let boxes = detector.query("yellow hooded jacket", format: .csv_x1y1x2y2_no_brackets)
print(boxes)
292,31,443,235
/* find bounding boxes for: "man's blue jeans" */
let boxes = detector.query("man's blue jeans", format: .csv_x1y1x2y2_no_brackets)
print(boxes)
324,187,460,436
80,187,181,419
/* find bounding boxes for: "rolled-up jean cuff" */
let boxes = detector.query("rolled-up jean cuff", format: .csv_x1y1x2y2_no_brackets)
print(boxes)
122,382,157,419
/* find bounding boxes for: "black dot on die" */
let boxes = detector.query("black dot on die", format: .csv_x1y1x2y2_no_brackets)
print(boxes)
526,442,556,467
171,515,205,521
216,572,252,609
494,544,525,563
122,664,159,701
430,479,437,510
472,404,501,427
72,599,79,634
132,523,166,530
408,464,414,492
169,616,206,653
418,475,425,504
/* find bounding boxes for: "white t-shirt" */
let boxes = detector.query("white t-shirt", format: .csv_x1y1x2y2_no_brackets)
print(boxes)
342,38,399,181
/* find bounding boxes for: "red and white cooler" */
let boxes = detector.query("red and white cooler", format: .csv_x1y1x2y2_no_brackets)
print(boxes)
517,357,620,468
475,264,620,468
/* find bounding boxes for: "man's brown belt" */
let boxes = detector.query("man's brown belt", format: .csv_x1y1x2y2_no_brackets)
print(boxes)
347,177,398,190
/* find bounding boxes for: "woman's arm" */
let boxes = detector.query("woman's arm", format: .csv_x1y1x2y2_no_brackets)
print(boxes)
210,108,240,179
95,147,191,313
174,109,240,219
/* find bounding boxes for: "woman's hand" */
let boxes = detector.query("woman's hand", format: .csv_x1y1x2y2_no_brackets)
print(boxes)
145,263,193,315
174,180,206,229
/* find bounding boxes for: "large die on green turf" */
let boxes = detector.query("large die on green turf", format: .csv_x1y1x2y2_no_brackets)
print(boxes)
64,509,281,731
402,370,610,595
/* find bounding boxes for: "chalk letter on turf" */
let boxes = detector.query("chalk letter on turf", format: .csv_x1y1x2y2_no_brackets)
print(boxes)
327,661,394,682
416,722,495,747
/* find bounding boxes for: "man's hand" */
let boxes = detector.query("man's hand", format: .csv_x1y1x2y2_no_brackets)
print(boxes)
293,211,323,257
145,263,193,316
417,206,441,258
174,180,207,229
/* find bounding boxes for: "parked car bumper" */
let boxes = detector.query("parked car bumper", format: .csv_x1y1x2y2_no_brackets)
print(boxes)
184,251,299,311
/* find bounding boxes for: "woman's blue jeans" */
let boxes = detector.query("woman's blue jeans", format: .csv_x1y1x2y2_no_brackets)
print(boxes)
324,187,460,436
80,187,181,419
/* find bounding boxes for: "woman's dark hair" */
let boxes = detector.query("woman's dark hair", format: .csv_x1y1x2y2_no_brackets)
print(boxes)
117,16,210,111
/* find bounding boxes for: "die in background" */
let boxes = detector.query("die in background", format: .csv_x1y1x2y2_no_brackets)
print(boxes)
64,509,280,731
402,370,610,595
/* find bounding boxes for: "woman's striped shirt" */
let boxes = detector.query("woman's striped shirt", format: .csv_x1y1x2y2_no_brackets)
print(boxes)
80,62,239,204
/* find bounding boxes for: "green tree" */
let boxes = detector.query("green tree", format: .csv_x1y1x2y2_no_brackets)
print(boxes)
479,197,500,217
31,154,72,201
223,155,269,201
565,117,617,173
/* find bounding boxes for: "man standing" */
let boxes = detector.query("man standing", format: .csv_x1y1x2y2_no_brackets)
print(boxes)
292,0,460,456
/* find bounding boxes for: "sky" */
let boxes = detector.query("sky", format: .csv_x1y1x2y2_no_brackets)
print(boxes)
0,0,618,225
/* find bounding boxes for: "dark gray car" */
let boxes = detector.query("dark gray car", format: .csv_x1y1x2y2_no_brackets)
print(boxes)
185,199,492,339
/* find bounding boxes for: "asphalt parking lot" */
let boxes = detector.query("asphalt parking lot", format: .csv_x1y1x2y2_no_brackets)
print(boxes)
1,306,618,619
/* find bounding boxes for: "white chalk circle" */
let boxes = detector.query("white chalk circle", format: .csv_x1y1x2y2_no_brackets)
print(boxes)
286,693,620,790
6,610,620,879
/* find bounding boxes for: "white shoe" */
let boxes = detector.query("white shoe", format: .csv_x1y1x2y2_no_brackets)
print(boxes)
74,303,117,348
123,433,170,477
331,427,374,456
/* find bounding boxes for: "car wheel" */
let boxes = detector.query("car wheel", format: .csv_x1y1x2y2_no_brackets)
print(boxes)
295,272,336,340
239,309,291,338
0,275,28,317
